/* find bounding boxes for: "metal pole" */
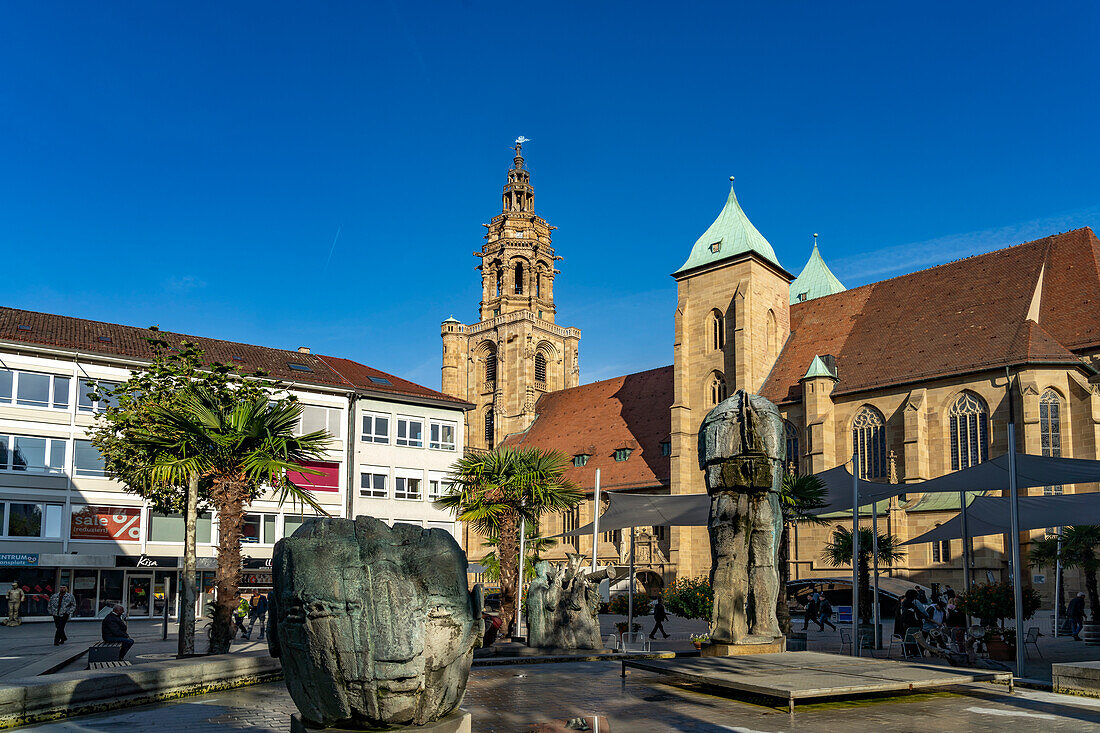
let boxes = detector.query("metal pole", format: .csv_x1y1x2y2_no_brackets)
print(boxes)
960,492,973,593
628,526,635,640
872,501,881,649
1054,530,1062,637
517,517,526,641
1007,421,1025,676
852,453,860,657
592,469,601,571
162,576,170,640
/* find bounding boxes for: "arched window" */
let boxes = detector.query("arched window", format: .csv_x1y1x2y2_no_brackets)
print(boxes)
949,392,990,470
534,352,547,383
709,309,725,351
1041,390,1063,495
708,373,727,407
931,524,951,563
767,309,777,356
535,271,541,298
484,347,497,384
484,409,495,448
495,269,503,297
785,421,800,474
852,406,887,479
514,262,524,294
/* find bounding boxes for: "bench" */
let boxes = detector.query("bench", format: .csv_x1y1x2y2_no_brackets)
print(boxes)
89,660,132,670
86,641,124,666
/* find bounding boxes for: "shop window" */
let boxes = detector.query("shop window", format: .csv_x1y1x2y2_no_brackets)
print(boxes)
0,568,57,617
71,569,99,617
98,570,124,615
241,513,277,544
147,512,213,543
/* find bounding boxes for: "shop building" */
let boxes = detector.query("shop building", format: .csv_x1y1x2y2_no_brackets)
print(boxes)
0,307,470,621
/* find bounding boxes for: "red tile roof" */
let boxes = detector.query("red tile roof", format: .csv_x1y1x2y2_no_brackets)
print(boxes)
503,366,673,493
0,306,468,406
761,228,1100,404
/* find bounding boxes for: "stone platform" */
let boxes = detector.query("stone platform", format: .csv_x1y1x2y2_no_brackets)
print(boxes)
622,651,1012,712
701,637,785,656
1053,660,1100,697
291,710,471,732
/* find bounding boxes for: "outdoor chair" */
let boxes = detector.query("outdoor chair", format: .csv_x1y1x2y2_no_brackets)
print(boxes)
1024,627,1042,659
886,631,905,659
840,629,876,657
900,628,923,660
619,632,651,653
968,625,988,657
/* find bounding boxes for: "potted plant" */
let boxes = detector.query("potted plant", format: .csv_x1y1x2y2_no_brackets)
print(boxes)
957,581,1042,660
690,633,710,650
615,621,642,635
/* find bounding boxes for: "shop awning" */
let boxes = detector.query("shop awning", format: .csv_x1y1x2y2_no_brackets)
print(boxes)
902,492,1100,545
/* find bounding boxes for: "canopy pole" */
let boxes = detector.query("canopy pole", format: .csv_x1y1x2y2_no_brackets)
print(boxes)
872,500,881,649
1008,422,1025,677
628,526,635,640
1055,529,1062,637
960,492,972,594
852,452,860,657
517,517,526,641
591,469,601,571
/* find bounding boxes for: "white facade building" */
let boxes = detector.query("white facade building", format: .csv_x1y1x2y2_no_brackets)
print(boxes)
0,307,470,622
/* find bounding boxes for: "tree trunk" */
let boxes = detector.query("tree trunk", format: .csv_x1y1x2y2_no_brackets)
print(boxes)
497,512,519,638
1087,566,1099,623
776,520,791,635
210,480,245,654
178,473,199,657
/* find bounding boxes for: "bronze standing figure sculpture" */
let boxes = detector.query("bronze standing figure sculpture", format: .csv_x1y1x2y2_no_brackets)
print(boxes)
698,389,785,648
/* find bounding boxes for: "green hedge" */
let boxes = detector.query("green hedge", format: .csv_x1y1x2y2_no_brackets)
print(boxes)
662,575,713,621
608,593,651,616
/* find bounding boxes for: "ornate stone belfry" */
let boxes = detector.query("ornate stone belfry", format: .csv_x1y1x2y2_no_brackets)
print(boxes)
441,139,581,451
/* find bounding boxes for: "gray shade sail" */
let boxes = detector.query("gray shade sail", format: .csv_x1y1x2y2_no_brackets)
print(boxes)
561,492,710,537
902,493,1100,545
903,453,1100,494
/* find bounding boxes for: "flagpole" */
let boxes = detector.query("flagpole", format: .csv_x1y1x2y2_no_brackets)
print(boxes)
1006,371,1025,677
591,469,601,571
872,498,881,649
852,452,860,657
517,517,526,641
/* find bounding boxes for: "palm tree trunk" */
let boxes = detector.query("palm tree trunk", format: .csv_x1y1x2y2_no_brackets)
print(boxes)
210,480,245,654
1086,565,1099,624
497,512,519,638
178,473,199,657
776,520,791,635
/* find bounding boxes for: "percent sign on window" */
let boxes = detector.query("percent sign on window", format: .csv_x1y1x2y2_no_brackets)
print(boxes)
111,512,141,541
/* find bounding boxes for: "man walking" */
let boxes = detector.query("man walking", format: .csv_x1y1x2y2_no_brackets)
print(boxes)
4,581,25,626
101,604,135,659
248,592,268,640
48,585,76,645
1068,591,1087,641
649,597,670,640
818,596,836,631
802,592,820,631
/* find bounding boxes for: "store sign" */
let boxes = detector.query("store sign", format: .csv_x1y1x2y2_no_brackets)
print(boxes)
71,506,142,542
0,553,38,567
242,557,273,569
116,554,179,569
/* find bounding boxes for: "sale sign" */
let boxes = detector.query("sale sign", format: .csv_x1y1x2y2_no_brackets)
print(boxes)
70,506,142,542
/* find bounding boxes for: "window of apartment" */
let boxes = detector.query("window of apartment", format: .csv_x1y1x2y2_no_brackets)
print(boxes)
147,512,213,543
659,441,671,457
614,448,632,462
428,471,448,500
362,412,390,444
78,379,119,413
241,513,277,544
0,370,70,410
429,421,456,450
395,469,423,500
1,501,63,538
0,435,67,474
396,417,423,447
74,439,106,477
573,454,589,467
360,467,388,498
298,404,342,438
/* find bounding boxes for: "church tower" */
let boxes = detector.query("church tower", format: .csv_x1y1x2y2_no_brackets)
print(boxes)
668,177,794,578
441,140,581,450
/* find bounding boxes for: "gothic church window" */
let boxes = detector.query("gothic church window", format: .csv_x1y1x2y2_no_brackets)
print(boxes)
931,524,951,563
1040,390,1063,496
709,310,725,351
708,373,727,407
534,352,547,383
496,269,503,297
949,391,989,471
484,409,495,448
514,263,524,294
852,406,887,479
484,348,497,384
785,422,800,474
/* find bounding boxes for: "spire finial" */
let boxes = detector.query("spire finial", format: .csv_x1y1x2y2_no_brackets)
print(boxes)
813,232,819,248
729,175,735,182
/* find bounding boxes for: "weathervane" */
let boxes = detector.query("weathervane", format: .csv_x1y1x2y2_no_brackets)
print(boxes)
513,136,531,155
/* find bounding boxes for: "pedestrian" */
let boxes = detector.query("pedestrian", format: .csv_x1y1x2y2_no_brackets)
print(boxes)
234,595,251,640
899,589,924,656
818,596,836,631
649,597,670,640
944,601,966,647
4,581,25,626
943,585,956,602
47,585,76,645
1068,591,1087,641
101,604,135,659
248,592,269,640
801,592,819,631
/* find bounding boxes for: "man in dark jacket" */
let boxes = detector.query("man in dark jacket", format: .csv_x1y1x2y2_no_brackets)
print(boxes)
248,593,269,640
101,604,135,659
1068,592,1087,641
649,597,670,639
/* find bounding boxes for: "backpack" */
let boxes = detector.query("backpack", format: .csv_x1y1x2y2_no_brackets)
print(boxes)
819,599,833,615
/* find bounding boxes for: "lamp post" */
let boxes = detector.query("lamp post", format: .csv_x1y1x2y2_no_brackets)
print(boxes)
851,453,860,657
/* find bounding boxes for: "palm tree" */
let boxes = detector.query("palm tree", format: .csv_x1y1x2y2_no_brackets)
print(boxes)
436,447,581,637
478,525,557,583
822,525,905,625
777,472,829,633
136,387,331,653
1030,525,1100,622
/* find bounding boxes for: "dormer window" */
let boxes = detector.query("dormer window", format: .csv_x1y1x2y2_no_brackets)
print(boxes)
614,448,632,462
797,292,808,302
660,441,671,456
709,241,721,253
573,454,590,467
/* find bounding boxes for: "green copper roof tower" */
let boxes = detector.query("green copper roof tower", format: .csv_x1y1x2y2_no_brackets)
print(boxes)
674,177,781,275
790,235,846,304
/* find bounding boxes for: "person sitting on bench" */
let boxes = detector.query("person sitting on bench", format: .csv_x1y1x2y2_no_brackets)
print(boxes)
101,604,135,659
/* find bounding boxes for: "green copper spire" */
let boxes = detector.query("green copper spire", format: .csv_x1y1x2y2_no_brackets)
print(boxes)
674,177,781,276
801,355,838,380
790,236,845,304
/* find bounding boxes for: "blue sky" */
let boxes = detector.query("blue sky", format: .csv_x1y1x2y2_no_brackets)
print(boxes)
4,3,1099,386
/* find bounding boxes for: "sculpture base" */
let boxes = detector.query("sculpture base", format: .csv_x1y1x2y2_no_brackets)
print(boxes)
701,638,786,657
291,710,471,733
